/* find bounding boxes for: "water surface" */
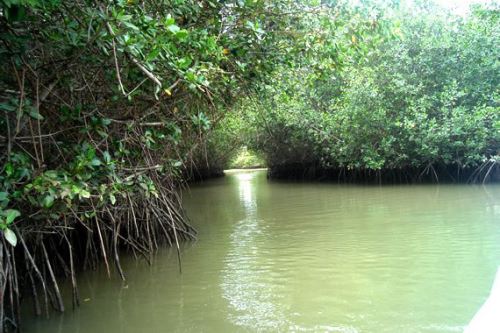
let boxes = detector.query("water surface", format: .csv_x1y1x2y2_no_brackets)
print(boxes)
23,170,500,332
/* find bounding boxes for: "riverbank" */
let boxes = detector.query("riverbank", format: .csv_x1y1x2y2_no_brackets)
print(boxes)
266,162,500,184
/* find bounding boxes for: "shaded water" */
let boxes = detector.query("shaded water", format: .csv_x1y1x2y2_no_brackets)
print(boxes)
23,170,500,332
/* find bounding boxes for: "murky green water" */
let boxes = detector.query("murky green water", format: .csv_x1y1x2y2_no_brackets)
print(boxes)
23,170,500,332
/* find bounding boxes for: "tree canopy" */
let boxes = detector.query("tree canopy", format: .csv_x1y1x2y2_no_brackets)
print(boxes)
0,0,498,330
239,1,499,182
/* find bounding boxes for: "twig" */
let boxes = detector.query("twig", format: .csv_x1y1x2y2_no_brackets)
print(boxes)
128,56,162,87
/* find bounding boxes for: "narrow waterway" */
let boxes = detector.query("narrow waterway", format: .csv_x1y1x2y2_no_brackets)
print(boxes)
23,170,500,332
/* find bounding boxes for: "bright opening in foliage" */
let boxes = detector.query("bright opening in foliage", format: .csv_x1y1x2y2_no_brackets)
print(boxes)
228,147,266,170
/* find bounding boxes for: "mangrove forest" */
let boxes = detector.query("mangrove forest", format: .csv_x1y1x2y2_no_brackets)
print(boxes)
0,0,499,332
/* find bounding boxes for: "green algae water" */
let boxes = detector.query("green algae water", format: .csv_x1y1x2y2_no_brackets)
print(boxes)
23,170,500,333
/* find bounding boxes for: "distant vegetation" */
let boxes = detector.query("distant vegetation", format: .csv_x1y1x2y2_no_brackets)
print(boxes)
228,147,266,169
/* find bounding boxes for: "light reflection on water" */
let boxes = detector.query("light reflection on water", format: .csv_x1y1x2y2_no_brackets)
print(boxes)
219,171,500,332
222,171,287,331
21,170,500,333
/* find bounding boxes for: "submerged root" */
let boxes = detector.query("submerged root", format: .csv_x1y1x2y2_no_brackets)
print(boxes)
467,158,500,184
0,184,195,332
268,161,500,184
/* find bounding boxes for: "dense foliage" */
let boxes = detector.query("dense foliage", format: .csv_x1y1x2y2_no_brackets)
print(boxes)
249,2,499,182
0,0,348,329
0,0,498,330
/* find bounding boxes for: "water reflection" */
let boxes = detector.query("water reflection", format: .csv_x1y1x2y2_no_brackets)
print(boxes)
222,171,286,330
234,171,256,212
20,171,500,333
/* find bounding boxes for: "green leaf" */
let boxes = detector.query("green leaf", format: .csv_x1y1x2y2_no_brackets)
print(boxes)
164,16,175,26
71,185,81,194
0,103,15,112
122,21,139,31
168,24,180,34
96,129,108,138
79,190,91,199
0,192,8,202
91,158,102,166
4,228,17,247
42,195,55,208
175,30,188,39
103,151,112,163
177,57,192,69
146,48,161,61
109,193,116,205
4,209,20,224
5,163,14,177
28,109,44,120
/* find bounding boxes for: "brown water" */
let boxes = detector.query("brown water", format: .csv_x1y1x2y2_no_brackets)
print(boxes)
23,169,500,332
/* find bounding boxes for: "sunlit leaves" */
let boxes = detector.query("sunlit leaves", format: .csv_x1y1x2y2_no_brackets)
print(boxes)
0,208,20,247
3,209,20,225
247,2,499,174
3,228,17,246
42,194,55,208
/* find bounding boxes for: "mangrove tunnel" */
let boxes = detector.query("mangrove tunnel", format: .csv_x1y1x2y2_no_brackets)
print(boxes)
0,0,499,332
